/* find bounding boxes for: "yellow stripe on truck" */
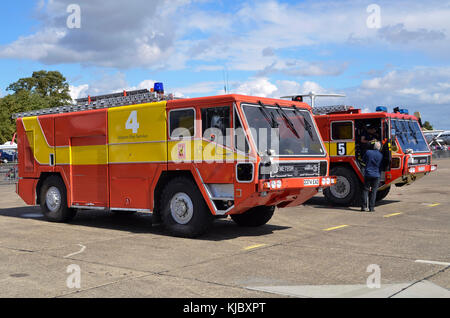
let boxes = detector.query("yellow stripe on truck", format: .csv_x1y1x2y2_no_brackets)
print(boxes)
22,117,54,165
327,141,356,156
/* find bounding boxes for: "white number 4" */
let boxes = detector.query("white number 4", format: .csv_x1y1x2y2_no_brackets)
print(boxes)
125,110,139,134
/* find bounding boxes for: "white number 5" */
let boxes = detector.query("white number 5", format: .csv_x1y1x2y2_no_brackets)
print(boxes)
337,142,346,155
125,110,139,134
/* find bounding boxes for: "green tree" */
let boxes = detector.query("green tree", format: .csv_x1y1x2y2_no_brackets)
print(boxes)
6,70,71,107
0,70,71,143
423,121,433,130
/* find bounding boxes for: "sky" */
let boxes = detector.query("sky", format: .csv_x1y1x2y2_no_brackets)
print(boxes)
0,0,449,129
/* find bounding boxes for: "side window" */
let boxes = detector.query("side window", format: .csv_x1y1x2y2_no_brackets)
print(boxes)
170,109,195,139
234,109,249,154
331,122,353,140
202,106,231,146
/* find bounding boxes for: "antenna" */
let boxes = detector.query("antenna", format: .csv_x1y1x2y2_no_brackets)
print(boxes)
223,67,229,94
281,91,346,108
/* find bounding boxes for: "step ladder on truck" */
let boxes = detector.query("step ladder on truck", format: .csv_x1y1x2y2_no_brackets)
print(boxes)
13,83,336,237
282,93,437,206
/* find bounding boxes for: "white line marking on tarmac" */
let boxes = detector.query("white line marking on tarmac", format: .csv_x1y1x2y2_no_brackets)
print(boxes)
64,244,86,258
415,260,450,266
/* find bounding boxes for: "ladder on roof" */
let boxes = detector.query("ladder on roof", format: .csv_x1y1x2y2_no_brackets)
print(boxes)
311,105,354,115
12,89,176,119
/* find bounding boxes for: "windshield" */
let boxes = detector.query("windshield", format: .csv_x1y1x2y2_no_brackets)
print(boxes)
391,119,429,153
241,103,325,156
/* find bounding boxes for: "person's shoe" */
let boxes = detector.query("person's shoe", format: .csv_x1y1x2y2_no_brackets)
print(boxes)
369,208,375,212
361,207,369,212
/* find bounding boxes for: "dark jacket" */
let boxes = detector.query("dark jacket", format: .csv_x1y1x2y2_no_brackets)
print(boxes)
363,149,383,178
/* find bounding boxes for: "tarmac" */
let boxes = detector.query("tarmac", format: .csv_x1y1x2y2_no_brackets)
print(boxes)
0,159,449,298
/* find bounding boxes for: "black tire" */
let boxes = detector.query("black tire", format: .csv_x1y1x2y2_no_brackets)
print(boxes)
160,177,214,238
230,206,275,227
376,186,391,202
324,166,362,206
39,175,77,222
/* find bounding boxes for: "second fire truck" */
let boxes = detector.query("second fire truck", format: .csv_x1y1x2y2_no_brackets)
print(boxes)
311,104,437,206
14,85,336,237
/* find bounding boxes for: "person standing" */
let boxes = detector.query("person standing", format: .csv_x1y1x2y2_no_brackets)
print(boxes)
361,141,383,212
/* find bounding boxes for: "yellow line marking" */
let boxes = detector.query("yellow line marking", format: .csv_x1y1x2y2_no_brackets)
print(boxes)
428,203,440,207
243,244,267,251
323,225,349,231
383,212,402,218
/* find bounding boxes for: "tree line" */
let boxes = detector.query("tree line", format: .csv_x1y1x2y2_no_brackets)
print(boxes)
0,70,72,143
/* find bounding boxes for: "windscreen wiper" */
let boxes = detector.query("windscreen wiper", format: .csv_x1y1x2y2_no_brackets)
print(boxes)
275,103,300,138
291,105,314,140
408,121,418,144
258,101,278,128
393,120,405,144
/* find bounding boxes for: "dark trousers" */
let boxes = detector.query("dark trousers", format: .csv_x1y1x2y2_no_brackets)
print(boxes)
362,176,380,210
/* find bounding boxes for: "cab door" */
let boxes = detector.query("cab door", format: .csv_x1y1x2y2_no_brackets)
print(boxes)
328,121,355,157
195,105,235,214
381,117,392,172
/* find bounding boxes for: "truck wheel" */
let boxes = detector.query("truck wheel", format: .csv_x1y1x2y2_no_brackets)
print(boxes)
40,175,77,222
160,177,213,238
324,166,361,206
230,206,275,227
376,186,391,202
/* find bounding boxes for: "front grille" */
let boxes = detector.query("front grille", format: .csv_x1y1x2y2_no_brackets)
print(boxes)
259,161,325,179
409,156,430,166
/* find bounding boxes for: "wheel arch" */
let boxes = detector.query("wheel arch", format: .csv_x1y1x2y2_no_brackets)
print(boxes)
36,172,68,205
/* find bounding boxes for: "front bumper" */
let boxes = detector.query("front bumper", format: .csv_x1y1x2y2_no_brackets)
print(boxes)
407,164,437,174
394,164,437,187
259,176,337,192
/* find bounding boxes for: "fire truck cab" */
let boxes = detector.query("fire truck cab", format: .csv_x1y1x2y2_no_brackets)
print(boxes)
313,105,437,206
14,86,335,237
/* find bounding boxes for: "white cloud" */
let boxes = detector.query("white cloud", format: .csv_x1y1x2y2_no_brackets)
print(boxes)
342,66,450,129
0,0,190,68
233,78,331,99
3,0,448,72
234,78,278,97
68,84,88,101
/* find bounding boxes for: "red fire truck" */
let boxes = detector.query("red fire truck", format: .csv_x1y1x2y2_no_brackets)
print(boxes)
14,85,336,237
310,104,437,206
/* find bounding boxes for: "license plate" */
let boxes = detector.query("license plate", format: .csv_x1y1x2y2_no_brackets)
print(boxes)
304,178,319,186
417,166,426,172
